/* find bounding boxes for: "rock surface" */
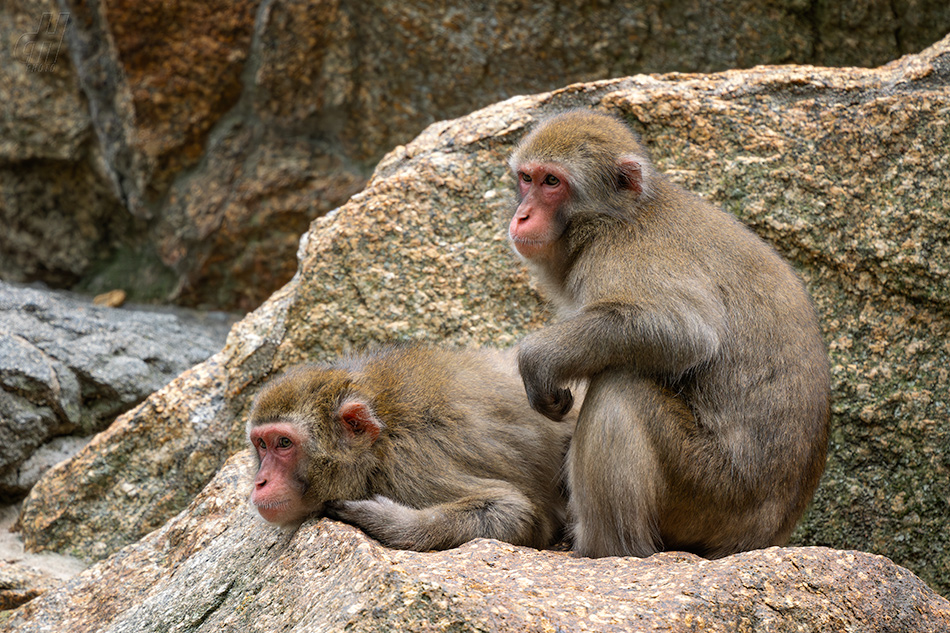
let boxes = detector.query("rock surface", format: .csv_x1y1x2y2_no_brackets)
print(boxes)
0,505,85,612
1,1,83,161
0,282,234,498
13,34,950,603
0,437,90,497
5,1,950,308
3,452,949,632
0,0,146,291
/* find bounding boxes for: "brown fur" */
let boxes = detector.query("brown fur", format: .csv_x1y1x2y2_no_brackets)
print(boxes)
247,345,575,551
508,110,830,558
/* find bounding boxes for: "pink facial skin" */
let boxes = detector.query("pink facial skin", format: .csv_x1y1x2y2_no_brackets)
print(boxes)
509,161,571,261
248,422,310,524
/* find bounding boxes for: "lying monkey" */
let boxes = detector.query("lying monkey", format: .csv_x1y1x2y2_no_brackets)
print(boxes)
247,345,575,551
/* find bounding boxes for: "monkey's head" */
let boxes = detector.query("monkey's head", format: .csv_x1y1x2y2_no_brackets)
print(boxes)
507,110,653,261
246,366,385,526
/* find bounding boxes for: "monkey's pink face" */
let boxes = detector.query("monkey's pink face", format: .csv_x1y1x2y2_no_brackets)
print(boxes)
509,161,571,260
249,421,313,525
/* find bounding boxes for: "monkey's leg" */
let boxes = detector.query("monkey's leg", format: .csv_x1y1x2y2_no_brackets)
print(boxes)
567,370,679,558
570,371,792,559
326,481,542,551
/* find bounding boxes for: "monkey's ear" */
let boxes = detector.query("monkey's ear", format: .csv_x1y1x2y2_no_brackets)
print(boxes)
617,156,645,195
338,401,383,442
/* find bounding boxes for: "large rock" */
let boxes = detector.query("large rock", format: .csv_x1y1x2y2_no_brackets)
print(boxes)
1,1,84,162
0,0,145,290
0,505,85,612
0,282,233,498
56,0,260,213
5,1,950,309
3,452,949,631
15,35,950,602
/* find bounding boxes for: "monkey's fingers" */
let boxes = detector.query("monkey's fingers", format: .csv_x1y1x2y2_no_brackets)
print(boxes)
529,386,574,421
324,497,399,536
325,496,439,550
553,387,575,419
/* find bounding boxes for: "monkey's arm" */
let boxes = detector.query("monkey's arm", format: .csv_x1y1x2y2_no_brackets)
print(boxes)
519,289,727,420
325,481,540,551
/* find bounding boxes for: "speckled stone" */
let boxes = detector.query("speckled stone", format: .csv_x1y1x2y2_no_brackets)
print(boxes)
0,562,58,612
0,0,86,163
0,1,135,287
33,0,950,309
15,34,950,605
58,0,260,212
155,125,367,311
3,453,948,631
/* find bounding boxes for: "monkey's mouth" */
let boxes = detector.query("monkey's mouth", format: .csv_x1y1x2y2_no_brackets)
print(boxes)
253,500,289,510
510,236,547,246
252,498,295,524
509,234,553,259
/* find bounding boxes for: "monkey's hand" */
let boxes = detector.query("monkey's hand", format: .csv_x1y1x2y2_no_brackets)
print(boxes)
517,337,574,421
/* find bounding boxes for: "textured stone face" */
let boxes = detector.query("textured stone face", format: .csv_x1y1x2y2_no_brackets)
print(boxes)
0,2,85,162
4,452,950,631
0,1,131,289
6,0,950,308
57,0,261,211
0,282,232,498
13,34,950,602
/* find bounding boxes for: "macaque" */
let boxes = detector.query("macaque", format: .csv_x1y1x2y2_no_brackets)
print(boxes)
507,110,830,559
246,345,575,551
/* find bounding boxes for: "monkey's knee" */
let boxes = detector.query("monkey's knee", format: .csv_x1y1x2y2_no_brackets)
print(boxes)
572,372,669,456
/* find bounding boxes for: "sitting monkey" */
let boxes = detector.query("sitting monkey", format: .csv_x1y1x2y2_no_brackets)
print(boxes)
507,110,831,558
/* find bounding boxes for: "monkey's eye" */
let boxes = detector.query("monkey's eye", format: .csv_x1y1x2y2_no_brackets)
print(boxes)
543,174,560,186
520,172,532,183
257,438,267,450
276,437,292,449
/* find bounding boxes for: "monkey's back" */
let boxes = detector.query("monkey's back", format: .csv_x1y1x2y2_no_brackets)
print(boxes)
567,178,830,537
686,196,829,530
350,346,574,543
